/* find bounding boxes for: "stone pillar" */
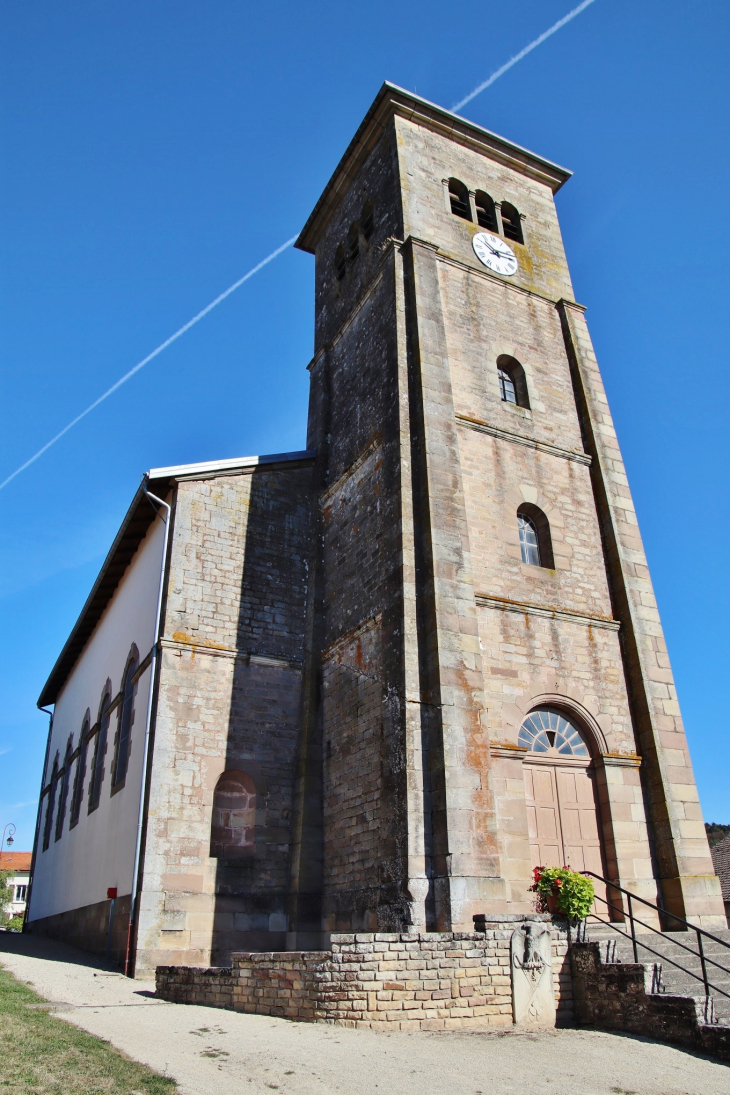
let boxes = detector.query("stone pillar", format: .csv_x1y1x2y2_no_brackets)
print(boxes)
402,235,505,930
558,299,725,929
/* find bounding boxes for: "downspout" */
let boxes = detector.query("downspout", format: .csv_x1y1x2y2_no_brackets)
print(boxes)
25,705,54,930
124,480,171,976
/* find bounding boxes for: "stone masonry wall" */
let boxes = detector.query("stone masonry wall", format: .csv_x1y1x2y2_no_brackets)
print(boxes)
156,925,572,1030
135,462,313,974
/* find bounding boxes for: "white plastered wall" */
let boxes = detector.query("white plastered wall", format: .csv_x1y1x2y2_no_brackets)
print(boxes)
28,515,165,921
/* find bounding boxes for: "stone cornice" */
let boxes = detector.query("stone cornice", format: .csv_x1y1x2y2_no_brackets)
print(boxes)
455,413,591,466
476,594,620,631
159,637,302,670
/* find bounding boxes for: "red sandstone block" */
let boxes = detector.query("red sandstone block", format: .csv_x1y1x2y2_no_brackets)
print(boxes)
419,1019,446,1031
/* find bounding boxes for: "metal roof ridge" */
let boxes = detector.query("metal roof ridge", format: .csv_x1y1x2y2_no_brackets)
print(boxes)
147,449,315,481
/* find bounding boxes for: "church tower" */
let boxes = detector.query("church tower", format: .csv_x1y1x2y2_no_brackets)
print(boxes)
292,83,724,936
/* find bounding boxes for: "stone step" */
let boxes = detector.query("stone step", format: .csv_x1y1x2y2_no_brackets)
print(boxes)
582,922,730,1025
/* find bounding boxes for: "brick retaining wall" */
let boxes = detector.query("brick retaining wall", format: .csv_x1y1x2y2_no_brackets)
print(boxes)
571,942,730,1060
156,926,572,1030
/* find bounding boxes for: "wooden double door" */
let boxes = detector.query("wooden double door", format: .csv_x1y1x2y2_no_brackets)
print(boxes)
524,760,604,877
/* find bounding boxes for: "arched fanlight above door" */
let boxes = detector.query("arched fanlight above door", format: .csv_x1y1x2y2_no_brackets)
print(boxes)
518,708,590,758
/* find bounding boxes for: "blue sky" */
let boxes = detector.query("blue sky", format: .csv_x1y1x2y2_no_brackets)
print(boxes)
1,0,728,851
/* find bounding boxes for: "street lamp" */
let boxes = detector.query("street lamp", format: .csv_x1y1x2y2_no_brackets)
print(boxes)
1,823,16,853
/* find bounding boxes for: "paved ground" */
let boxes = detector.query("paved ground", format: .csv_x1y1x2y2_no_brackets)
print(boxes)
1,933,728,1095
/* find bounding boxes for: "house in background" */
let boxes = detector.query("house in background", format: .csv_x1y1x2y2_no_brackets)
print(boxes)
1,851,32,924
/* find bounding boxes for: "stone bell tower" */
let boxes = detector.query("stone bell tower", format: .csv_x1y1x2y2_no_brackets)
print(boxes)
290,82,725,937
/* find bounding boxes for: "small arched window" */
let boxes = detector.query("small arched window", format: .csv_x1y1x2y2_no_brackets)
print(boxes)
474,190,497,232
347,222,360,264
448,178,471,221
497,355,530,409
210,770,256,859
519,708,590,757
501,201,523,244
113,650,138,787
517,503,554,569
335,244,346,281
361,201,374,242
42,754,59,851
55,736,74,841
70,713,89,827
89,687,111,812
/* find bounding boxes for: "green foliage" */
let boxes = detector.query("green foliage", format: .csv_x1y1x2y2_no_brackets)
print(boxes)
0,964,177,1094
705,822,730,849
7,914,24,931
0,869,13,920
531,866,595,922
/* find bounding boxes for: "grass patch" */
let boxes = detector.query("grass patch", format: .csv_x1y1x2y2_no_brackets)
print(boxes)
0,963,177,1094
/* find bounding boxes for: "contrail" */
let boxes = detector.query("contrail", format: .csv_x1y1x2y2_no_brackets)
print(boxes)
0,236,297,492
452,0,599,112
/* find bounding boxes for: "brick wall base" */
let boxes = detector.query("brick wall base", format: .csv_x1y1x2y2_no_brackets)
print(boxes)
571,942,730,1060
156,923,573,1031
26,894,131,969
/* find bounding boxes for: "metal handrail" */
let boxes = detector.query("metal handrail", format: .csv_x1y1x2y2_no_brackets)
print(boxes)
577,870,730,1002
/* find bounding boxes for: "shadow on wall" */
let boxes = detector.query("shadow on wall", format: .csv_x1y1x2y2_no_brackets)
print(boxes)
211,464,313,964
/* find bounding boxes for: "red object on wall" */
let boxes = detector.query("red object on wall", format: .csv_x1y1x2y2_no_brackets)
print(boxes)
107,887,117,899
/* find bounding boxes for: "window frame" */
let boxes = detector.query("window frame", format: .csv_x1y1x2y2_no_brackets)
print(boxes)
88,686,111,814
112,648,138,791
517,503,555,570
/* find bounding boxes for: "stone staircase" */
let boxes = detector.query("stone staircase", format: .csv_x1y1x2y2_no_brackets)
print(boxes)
583,921,730,1026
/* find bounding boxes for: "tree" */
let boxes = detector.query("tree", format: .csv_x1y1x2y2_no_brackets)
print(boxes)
0,870,14,926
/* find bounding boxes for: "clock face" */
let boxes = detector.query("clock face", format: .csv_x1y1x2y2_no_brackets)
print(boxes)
472,232,518,276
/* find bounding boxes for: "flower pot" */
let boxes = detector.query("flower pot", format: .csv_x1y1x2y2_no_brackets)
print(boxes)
546,892,560,915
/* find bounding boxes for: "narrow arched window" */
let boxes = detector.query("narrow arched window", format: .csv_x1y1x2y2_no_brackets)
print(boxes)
361,201,374,242
519,513,541,566
335,244,346,281
517,503,554,569
347,222,360,264
113,651,138,787
499,366,517,404
70,714,89,828
55,736,74,841
89,687,111,812
42,754,59,851
474,190,497,232
497,355,530,409
501,201,523,244
210,770,256,859
448,178,471,221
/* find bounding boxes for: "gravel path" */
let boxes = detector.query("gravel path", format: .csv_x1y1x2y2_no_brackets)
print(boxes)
1,933,728,1095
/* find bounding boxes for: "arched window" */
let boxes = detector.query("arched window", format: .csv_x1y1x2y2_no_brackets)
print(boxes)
210,770,256,859
42,754,59,851
55,735,74,841
448,178,471,221
347,222,360,264
361,201,374,242
70,714,89,828
501,201,523,244
474,190,497,232
113,650,138,787
517,503,554,569
89,687,111,812
519,708,590,758
335,244,346,281
497,355,530,408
